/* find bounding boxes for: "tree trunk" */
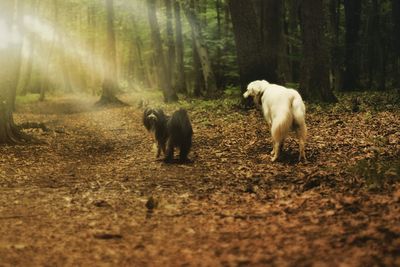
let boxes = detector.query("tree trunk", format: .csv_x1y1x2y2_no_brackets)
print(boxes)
173,0,186,93
287,0,300,82
20,39,35,96
214,0,222,88
87,3,96,94
393,0,400,88
299,0,337,102
0,0,28,144
165,0,176,89
97,0,123,105
183,1,218,97
10,0,24,110
39,0,58,102
342,0,362,91
192,32,204,97
328,0,342,92
131,11,149,89
228,0,266,93
54,0,72,93
19,0,39,96
147,0,178,102
366,0,385,90
261,0,285,84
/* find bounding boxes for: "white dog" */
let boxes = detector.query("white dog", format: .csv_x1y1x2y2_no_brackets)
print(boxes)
243,80,307,162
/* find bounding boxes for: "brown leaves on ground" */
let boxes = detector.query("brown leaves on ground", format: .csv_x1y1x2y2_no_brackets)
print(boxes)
0,94,399,266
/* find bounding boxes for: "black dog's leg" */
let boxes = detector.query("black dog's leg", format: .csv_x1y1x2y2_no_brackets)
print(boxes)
161,142,166,156
179,140,192,163
156,140,162,158
164,140,174,163
156,145,161,158
156,139,167,158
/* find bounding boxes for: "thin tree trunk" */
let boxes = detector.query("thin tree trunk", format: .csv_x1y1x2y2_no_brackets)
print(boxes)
147,0,178,102
393,0,400,88
192,31,204,97
190,0,204,97
0,0,29,144
366,0,385,90
342,0,362,91
173,0,186,93
39,0,58,101
20,39,35,95
131,12,149,89
328,0,342,92
97,0,123,105
11,0,25,111
261,0,285,84
228,0,265,93
287,0,300,82
54,0,72,93
87,3,96,94
299,0,337,102
183,1,217,97
165,0,176,89
20,0,39,96
214,0,223,88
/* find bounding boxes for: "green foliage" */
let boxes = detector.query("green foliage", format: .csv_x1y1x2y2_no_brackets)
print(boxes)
16,94,40,105
307,90,400,114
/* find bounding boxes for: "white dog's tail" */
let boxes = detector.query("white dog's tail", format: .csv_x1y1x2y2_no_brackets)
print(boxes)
291,95,307,137
271,109,293,143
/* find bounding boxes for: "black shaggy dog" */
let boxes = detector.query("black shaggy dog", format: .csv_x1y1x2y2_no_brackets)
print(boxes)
143,108,193,163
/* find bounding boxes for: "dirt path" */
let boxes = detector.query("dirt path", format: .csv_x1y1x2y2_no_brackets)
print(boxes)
0,96,399,266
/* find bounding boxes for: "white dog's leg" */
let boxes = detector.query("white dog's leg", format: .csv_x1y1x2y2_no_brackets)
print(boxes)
271,141,280,162
295,124,307,162
270,113,291,162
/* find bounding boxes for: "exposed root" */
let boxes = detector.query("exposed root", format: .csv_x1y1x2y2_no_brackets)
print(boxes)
95,95,128,107
18,122,49,132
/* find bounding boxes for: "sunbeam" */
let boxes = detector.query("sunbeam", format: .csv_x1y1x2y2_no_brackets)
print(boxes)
0,19,22,49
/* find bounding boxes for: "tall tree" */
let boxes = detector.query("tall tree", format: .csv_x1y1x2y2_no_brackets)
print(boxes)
0,0,27,143
342,0,362,91
366,0,385,90
299,0,337,102
392,0,400,88
328,0,342,91
228,0,265,92
147,0,178,102
131,9,149,89
286,0,301,82
39,0,58,102
165,0,176,89
97,0,122,105
173,0,186,93
260,0,285,83
183,1,217,97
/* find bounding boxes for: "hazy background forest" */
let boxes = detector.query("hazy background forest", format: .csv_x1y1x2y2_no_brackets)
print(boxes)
1,0,400,108
1,0,400,266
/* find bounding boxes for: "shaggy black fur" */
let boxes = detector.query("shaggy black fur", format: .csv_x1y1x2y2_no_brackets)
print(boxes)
143,108,193,163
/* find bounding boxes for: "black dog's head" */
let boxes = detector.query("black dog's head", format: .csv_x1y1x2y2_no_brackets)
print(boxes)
143,108,166,132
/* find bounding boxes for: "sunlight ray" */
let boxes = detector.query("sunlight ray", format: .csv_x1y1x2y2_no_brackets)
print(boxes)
21,13,144,94
0,18,22,49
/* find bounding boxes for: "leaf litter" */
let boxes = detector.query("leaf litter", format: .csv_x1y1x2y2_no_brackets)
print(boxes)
0,94,399,266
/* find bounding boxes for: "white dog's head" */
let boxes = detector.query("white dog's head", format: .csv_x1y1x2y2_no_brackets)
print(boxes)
243,80,269,107
243,80,269,98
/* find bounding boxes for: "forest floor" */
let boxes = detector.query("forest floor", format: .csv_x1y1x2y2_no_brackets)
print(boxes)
0,91,399,266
